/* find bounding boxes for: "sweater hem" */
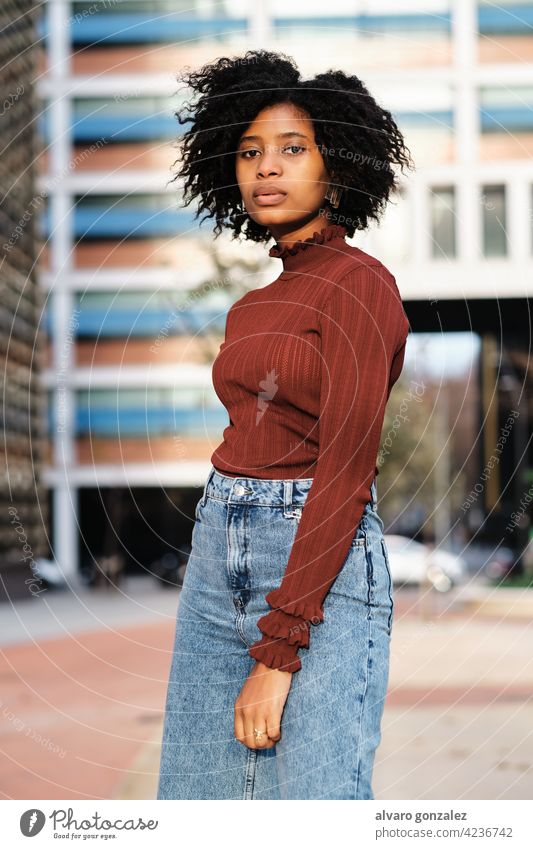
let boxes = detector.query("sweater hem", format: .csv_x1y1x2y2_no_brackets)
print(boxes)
256,609,311,647
248,635,302,673
265,587,325,623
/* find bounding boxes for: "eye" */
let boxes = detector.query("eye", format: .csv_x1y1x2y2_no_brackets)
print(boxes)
238,149,259,159
283,144,306,155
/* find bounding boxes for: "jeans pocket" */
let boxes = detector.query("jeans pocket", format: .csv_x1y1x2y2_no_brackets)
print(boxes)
194,496,205,522
380,537,394,635
328,525,370,601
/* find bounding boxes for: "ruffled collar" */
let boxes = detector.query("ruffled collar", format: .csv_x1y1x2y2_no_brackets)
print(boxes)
268,222,348,273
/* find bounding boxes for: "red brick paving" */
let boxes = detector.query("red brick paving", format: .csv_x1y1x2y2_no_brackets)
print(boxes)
1,616,531,800
0,622,173,800
387,684,533,707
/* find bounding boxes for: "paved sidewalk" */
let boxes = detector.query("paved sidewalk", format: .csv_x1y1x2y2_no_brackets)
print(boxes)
1,580,532,800
0,577,178,800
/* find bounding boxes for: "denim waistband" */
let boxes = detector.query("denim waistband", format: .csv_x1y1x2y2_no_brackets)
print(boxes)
202,465,377,510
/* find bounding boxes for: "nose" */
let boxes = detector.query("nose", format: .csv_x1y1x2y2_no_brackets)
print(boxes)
257,146,282,178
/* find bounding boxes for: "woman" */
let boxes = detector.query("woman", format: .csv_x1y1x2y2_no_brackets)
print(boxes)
157,49,413,800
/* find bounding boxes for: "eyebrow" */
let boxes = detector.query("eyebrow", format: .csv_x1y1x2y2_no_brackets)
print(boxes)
238,131,310,144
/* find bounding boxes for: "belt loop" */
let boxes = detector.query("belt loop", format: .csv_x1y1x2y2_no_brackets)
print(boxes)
371,477,378,509
283,480,293,516
201,466,215,507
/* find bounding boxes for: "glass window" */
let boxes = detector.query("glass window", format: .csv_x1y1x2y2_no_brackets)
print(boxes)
270,2,451,34
481,185,507,257
73,96,180,117
368,184,411,264
72,1,211,14
430,186,456,259
478,1,533,35
70,388,226,437
72,193,194,239
480,85,533,133
70,0,243,45
71,291,229,337
72,96,181,143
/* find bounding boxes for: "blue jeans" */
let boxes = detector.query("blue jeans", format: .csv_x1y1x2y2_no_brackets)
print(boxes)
157,465,394,800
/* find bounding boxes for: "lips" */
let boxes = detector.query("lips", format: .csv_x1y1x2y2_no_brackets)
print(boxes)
252,185,287,199
252,187,287,206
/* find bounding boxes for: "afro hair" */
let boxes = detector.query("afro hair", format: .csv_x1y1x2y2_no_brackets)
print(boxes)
170,49,414,244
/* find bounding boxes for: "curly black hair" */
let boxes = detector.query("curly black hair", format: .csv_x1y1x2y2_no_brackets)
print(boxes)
170,49,414,243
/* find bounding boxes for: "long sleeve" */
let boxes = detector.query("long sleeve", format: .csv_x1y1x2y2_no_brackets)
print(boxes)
248,263,409,673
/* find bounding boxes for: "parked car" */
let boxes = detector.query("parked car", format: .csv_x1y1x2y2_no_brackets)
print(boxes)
449,541,519,581
384,535,467,591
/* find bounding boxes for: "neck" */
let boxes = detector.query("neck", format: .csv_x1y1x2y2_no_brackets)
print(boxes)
268,219,349,274
268,210,333,252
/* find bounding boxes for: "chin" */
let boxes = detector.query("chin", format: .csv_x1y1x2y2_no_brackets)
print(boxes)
248,208,309,231
248,209,289,225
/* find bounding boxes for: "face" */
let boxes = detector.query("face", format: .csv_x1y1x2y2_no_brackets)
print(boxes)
235,102,333,238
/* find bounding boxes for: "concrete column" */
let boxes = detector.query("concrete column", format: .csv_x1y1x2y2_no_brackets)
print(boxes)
452,0,480,262
48,0,78,579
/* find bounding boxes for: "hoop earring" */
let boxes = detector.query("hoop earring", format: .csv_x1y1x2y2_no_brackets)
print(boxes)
325,184,343,209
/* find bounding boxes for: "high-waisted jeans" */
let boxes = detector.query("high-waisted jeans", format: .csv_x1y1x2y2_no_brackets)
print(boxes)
157,465,394,800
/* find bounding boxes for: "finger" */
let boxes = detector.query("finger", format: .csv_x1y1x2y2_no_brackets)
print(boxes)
234,707,245,746
252,714,276,749
252,723,273,749
242,715,258,749
256,724,276,748
266,716,281,743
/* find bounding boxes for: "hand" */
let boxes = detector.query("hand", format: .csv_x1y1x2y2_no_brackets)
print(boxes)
234,661,293,749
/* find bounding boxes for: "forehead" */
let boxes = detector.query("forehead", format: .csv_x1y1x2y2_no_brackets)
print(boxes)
238,103,314,140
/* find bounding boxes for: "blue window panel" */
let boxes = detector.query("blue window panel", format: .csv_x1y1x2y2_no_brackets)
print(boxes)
41,8,533,45
273,13,451,34
74,206,194,238
480,106,533,132
177,309,228,334
36,8,47,44
37,110,191,146
36,109,48,143
39,11,454,46
40,206,200,239
478,5,533,34
42,306,51,335
72,112,178,142
76,309,179,337
395,109,454,129
74,406,229,436
38,10,458,44
74,308,227,337
39,205,202,239
70,15,247,45
42,302,229,338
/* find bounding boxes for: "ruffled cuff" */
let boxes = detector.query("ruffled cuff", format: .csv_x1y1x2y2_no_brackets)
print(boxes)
264,587,325,624
248,634,302,673
256,608,311,648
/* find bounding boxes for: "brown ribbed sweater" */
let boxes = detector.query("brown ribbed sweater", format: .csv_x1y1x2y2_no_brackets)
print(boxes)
210,222,410,672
